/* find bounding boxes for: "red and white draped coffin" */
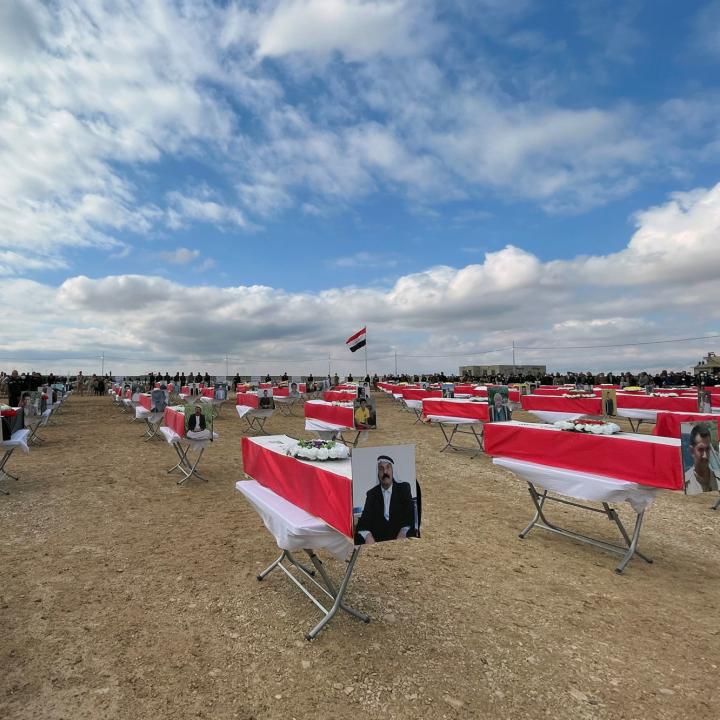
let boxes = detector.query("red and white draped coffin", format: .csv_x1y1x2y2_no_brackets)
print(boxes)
484,421,682,491
653,411,720,439
323,390,358,402
520,394,603,422
304,400,354,432
615,394,699,421
236,391,259,409
242,435,353,537
421,397,489,424
162,406,186,438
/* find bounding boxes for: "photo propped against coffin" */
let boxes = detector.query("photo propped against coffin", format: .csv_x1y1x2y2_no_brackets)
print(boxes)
698,389,713,414
352,445,420,545
258,387,275,409
601,388,617,416
488,385,512,422
214,381,228,401
353,395,377,430
20,390,45,420
680,422,720,494
184,403,214,441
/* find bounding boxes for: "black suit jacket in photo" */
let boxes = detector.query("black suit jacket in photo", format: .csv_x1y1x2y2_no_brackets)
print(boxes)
187,413,206,432
355,480,415,544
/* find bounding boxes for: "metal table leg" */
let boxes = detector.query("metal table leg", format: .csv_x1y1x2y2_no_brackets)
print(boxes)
256,547,369,640
168,442,207,484
519,482,652,574
627,418,644,433
438,423,458,452
437,422,483,456
0,448,19,492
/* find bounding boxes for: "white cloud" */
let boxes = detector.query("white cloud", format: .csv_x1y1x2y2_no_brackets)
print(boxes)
166,191,248,230
4,182,720,375
255,0,438,61
158,248,201,265
1,0,718,282
329,251,398,268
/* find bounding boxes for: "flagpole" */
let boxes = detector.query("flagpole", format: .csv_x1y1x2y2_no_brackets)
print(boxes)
364,326,368,378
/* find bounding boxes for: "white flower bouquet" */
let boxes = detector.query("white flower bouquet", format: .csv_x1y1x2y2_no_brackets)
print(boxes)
554,419,621,435
288,439,350,461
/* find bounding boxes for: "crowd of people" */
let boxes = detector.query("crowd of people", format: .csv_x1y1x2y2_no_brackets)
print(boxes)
3,366,720,405
380,369,719,387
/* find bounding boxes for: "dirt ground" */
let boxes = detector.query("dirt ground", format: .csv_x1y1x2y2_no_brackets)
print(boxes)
1,393,718,720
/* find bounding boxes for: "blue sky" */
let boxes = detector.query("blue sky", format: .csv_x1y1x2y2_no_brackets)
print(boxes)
2,0,720,374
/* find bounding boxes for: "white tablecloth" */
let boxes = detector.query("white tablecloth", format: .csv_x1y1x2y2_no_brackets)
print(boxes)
426,415,481,425
304,417,353,432
159,426,218,451
524,409,589,423
1,429,30,454
236,405,274,420
135,406,163,421
616,408,657,422
493,457,660,513
236,479,354,561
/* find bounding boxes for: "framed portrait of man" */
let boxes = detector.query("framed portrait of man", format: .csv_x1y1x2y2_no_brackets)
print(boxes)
184,403,214,440
258,387,275,409
351,445,420,545
698,389,713,414
442,383,454,398
601,388,617,417
680,422,720,494
487,385,512,422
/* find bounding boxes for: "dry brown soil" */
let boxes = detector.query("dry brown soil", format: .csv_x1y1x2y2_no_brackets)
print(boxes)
1,394,718,719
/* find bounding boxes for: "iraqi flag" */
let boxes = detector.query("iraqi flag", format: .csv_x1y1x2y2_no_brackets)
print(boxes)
346,327,367,353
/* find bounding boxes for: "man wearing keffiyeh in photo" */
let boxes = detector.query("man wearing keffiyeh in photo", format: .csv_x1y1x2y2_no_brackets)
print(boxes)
355,455,415,544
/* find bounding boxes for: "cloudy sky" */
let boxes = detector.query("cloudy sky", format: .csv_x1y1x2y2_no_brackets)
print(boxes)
2,0,720,376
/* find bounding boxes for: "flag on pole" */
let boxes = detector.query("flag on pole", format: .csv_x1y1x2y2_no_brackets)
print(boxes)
346,327,367,353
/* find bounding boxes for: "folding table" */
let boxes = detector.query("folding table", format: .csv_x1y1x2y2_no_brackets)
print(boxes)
0,429,30,494
26,408,52,445
238,436,369,639
400,389,441,423
485,421,683,573
274,396,302,416
236,405,274,434
135,406,164,441
160,426,218,484
421,398,488,457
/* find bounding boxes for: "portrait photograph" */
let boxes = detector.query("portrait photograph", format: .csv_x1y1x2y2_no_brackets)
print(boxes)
680,421,720,495
601,388,617,416
698,389,713,414
487,385,512,422
258,387,275,409
184,403,214,439
351,445,420,545
353,395,377,430
442,383,454,398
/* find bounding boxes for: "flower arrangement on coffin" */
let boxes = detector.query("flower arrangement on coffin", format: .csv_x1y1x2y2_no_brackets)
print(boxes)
623,386,642,391
554,419,621,435
562,392,596,399
650,392,678,398
288,439,351,461
331,401,354,407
